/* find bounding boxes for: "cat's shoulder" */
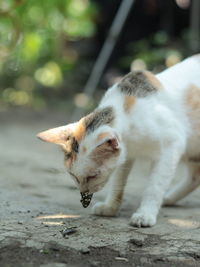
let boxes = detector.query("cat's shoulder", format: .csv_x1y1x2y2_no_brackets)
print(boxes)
118,70,162,97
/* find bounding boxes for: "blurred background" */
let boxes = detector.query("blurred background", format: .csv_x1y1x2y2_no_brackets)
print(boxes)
0,2,200,263
0,0,199,116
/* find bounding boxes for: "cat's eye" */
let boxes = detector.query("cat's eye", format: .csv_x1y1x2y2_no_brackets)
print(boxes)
86,175,97,182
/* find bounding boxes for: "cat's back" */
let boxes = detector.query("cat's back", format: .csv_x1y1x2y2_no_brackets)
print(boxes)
157,54,200,92
157,55,200,135
157,55,200,157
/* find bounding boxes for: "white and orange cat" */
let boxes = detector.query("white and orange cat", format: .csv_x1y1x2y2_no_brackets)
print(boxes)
37,55,200,227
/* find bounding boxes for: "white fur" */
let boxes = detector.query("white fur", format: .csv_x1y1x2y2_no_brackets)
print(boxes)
71,55,200,227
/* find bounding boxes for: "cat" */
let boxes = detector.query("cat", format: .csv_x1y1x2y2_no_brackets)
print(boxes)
37,54,200,227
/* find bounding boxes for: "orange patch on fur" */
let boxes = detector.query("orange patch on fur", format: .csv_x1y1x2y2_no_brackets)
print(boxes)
74,119,86,141
97,132,110,142
185,84,200,131
123,95,135,112
143,71,163,89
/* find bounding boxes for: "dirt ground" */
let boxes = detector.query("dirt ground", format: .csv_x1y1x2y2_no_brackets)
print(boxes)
1,108,200,267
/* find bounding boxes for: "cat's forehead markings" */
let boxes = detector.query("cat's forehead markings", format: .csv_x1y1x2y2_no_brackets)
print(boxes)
63,107,114,168
123,95,135,113
119,70,162,97
83,106,114,134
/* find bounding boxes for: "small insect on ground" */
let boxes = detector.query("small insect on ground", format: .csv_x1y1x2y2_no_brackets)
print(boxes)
60,227,78,238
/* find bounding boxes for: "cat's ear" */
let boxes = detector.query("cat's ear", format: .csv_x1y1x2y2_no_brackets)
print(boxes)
37,124,75,146
91,132,120,163
96,132,119,150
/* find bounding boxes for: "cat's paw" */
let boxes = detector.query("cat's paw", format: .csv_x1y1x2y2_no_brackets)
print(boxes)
130,212,156,227
92,202,117,217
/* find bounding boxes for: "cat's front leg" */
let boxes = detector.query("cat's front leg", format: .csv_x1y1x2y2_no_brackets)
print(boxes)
93,160,133,216
131,142,184,227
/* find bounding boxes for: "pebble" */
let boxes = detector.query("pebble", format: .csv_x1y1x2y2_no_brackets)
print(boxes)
115,257,129,262
90,260,100,266
129,238,144,247
80,248,90,254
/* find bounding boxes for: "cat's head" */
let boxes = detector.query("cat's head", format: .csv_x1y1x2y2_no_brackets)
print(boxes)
37,108,125,194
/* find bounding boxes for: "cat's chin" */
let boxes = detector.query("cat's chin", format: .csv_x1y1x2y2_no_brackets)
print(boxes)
88,181,107,193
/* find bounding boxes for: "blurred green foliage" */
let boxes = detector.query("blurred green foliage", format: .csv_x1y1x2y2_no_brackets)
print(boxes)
0,0,97,109
0,0,192,111
119,31,188,73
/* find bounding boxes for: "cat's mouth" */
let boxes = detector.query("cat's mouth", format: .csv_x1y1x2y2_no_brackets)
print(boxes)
80,191,93,208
